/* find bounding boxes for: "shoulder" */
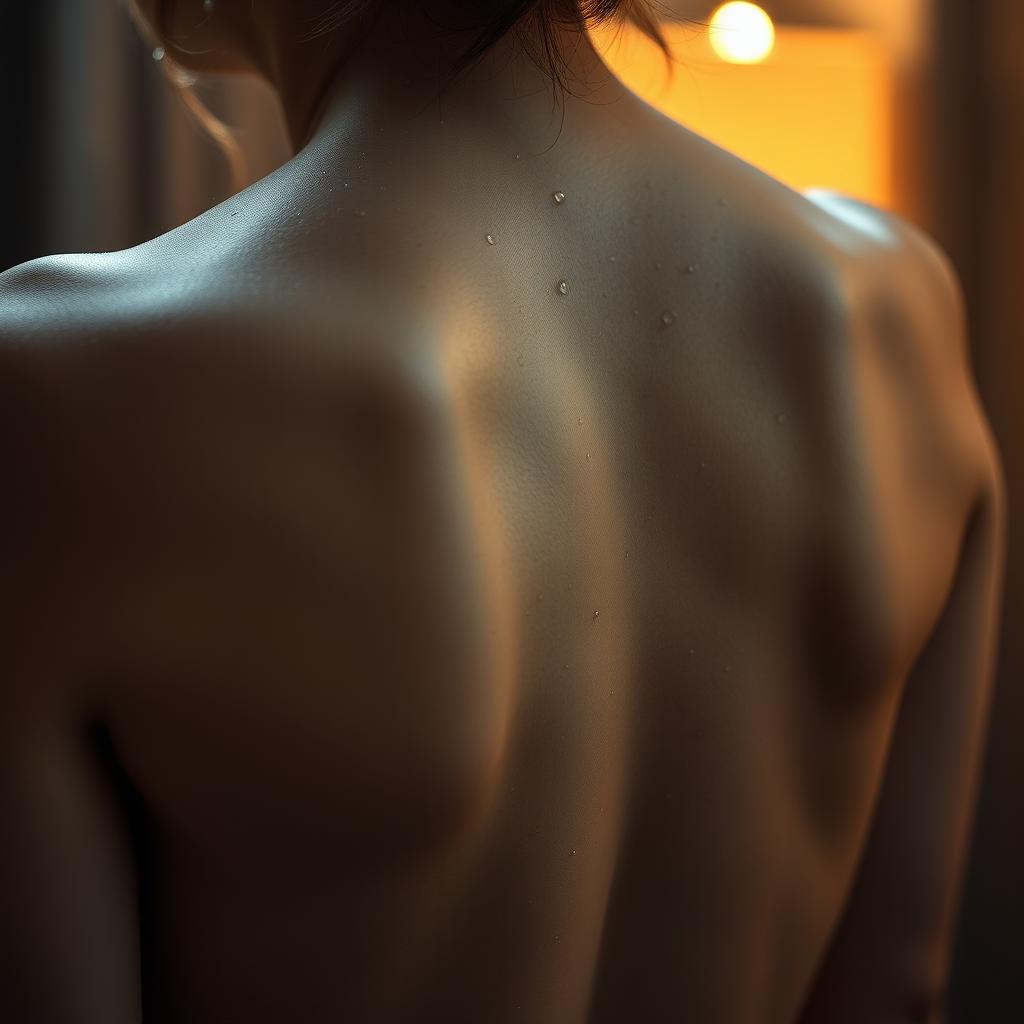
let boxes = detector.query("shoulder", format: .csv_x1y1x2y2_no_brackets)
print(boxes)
0,255,122,577
798,191,1004,579
801,190,969,363
0,253,110,435
0,249,443,480
801,192,970,397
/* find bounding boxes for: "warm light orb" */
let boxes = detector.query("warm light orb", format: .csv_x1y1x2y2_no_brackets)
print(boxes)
709,2,776,65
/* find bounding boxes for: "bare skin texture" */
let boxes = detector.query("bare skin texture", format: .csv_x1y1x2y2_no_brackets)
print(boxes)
0,2,1008,1021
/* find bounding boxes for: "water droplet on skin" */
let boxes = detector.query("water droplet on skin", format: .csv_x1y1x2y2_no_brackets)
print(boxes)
686,264,696,274
485,233,496,245
608,255,617,263
592,610,600,620
343,182,350,188
553,190,566,204
514,153,521,160
577,417,583,426
585,452,591,460
570,849,576,856
557,279,570,295
661,310,677,327
354,208,367,217
152,46,166,61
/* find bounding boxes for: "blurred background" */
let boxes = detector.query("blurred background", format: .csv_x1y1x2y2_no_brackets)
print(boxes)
1,1,1019,1018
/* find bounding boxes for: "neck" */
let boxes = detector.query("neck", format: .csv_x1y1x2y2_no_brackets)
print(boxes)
262,3,632,154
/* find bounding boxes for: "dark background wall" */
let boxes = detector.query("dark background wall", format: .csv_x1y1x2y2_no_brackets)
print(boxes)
0,2,1019,1019
0,5,46,273
935,2,1023,1020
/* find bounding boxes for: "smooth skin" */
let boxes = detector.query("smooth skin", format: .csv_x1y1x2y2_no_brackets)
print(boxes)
0,1,1008,1021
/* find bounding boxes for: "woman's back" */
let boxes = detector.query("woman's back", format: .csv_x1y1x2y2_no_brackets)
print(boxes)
0,19,1006,1023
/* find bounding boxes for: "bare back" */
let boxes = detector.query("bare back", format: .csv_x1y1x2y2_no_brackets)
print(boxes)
0,105,1004,1023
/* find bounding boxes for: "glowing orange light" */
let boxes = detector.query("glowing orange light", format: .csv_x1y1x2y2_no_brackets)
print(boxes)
588,22,895,205
709,2,777,65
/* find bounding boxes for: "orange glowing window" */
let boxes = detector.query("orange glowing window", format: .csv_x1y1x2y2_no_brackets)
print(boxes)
590,20,895,206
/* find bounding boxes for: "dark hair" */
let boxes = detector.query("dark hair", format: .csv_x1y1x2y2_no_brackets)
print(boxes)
309,0,675,102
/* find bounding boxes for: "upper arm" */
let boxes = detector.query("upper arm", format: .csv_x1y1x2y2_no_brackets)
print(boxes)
797,215,1009,1022
1,313,142,1022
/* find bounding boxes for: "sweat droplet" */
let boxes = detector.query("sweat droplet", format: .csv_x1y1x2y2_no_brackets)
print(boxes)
553,191,566,204
686,264,696,274
557,279,570,295
661,310,677,327
485,233,496,245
